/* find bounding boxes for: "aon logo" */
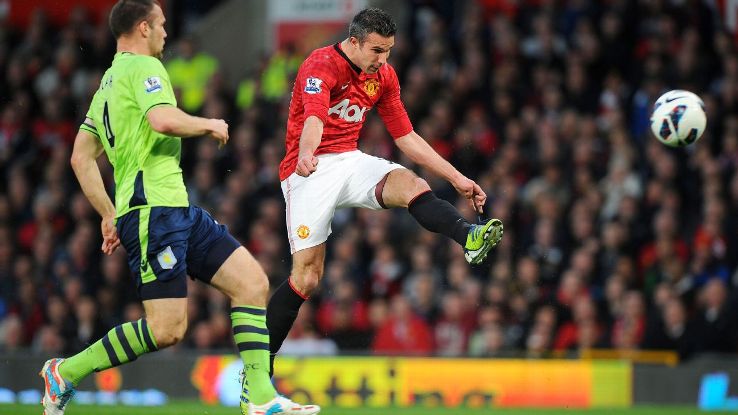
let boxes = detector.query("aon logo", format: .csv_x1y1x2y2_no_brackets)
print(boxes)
328,99,368,123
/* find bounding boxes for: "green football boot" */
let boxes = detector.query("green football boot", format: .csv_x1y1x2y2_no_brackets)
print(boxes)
464,219,504,264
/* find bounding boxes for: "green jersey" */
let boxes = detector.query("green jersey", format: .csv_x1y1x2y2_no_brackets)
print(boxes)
80,52,189,218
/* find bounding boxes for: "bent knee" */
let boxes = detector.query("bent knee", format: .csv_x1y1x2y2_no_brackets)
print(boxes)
292,265,323,296
214,247,270,304
157,325,187,348
238,271,270,301
403,176,431,206
411,177,431,196
149,318,187,348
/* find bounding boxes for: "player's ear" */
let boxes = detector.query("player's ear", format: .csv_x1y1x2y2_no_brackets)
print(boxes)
138,19,150,37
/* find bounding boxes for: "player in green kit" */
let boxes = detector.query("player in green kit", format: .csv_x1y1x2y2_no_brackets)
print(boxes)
38,1,319,415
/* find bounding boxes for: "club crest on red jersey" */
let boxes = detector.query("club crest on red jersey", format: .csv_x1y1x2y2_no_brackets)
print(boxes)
363,79,380,97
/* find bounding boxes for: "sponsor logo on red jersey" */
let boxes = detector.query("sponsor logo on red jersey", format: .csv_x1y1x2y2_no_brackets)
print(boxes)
328,99,369,123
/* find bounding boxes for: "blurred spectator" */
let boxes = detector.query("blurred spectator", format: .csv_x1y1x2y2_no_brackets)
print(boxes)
69,296,106,353
9,277,44,345
370,244,404,298
643,296,698,360
554,296,602,351
316,278,371,349
403,270,440,323
32,325,65,354
525,305,558,358
0,314,23,352
434,291,475,356
34,44,88,101
692,279,738,354
259,46,301,102
44,295,76,349
528,218,564,285
372,295,434,355
280,302,338,357
166,37,218,113
610,291,646,350
468,324,507,357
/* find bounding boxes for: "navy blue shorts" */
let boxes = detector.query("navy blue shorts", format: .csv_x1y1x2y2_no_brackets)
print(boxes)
117,205,241,300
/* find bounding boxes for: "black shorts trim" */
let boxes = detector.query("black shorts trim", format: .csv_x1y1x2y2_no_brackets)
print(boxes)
139,275,188,300
199,233,241,283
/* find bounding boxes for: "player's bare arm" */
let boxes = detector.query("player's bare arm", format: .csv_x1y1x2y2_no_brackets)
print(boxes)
395,131,487,212
70,127,120,255
296,115,323,177
147,105,229,145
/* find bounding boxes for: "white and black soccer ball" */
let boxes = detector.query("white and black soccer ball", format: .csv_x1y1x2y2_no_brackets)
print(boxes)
650,89,706,147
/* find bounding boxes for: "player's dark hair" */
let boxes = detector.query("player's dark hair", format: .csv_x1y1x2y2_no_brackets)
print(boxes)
349,8,396,43
109,0,160,39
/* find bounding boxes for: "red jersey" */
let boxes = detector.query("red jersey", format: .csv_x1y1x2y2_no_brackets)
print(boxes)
279,43,413,180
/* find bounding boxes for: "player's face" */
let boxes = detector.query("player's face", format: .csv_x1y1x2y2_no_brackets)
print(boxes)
146,5,167,59
354,33,394,74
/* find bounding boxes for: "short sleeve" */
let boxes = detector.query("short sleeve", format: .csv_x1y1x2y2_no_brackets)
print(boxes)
79,92,100,138
132,57,177,115
298,54,338,124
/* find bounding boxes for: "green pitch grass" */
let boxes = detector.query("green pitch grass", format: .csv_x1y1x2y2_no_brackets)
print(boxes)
1,402,735,415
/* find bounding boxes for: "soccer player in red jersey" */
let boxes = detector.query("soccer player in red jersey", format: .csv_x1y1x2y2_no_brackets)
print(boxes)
268,8,504,374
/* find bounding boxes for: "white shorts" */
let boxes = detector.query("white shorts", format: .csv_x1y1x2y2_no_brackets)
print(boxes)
281,150,404,253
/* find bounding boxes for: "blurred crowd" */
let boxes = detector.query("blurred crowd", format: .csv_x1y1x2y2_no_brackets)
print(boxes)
1,0,738,362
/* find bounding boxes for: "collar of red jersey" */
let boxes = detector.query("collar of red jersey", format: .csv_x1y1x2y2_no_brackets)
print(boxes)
333,43,362,75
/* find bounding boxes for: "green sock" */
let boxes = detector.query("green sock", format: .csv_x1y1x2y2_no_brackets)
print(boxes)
231,306,275,405
59,318,158,386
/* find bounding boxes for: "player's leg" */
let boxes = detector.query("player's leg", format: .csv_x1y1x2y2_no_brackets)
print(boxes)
187,205,319,414
268,154,343,378
211,247,319,414
335,153,473,245
143,297,188,347
380,168,503,264
43,300,184,414
41,207,188,415
54,297,184,383
40,308,166,415
209,246,276,406
266,243,326,377
380,168,469,242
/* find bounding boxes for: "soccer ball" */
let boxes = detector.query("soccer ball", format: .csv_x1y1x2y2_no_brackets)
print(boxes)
650,90,706,147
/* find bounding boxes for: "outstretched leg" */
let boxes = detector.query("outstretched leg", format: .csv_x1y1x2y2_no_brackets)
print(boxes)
42,297,186,415
381,169,503,264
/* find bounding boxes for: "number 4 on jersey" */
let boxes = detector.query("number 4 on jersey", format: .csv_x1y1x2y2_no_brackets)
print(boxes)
103,101,115,148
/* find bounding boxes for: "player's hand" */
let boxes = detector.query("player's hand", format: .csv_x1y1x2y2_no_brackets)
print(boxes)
209,119,229,147
101,215,120,255
296,153,319,177
453,176,487,214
